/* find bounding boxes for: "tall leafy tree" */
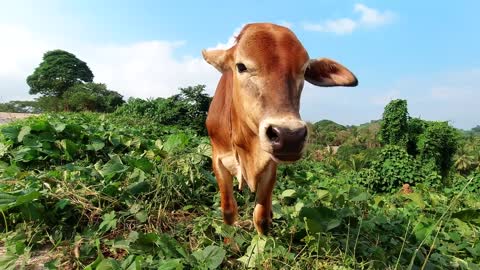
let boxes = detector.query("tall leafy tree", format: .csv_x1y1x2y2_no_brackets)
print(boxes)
27,50,94,97
417,121,459,180
379,99,409,147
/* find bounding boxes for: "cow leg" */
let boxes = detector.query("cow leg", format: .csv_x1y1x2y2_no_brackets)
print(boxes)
213,157,237,225
253,164,276,234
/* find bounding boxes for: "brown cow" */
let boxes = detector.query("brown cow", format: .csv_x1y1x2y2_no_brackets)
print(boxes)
202,23,357,234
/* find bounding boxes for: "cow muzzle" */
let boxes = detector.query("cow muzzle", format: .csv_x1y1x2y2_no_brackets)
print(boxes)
260,119,308,162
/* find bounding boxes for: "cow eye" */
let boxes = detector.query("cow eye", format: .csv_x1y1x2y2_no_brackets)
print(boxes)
236,63,248,73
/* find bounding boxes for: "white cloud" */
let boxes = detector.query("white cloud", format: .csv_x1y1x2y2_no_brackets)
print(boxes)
0,24,220,101
354,4,395,27
208,24,245,50
85,41,219,98
303,4,395,35
0,25,50,100
304,18,357,35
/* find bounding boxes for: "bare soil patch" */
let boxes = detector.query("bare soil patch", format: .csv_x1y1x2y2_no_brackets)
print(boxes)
0,112,38,124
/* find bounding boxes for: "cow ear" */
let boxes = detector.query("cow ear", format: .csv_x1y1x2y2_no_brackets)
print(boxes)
202,49,230,72
305,58,358,87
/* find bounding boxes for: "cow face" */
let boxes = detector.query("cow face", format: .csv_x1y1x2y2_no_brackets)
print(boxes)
203,23,357,163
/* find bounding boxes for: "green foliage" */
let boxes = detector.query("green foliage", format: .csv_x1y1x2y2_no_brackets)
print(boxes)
0,113,478,269
406,117,427,156
359,145,410,192
417,121,460,179
62,83,125,112
115,85,211,134
471,125,480,134
311,119,347,146
27,50,94,97
379,99,409,147
0,101,41,113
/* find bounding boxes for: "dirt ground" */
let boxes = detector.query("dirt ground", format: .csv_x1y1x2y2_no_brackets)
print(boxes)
0,112,38,124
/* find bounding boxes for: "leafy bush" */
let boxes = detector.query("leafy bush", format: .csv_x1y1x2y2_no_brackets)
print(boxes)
62,83,124,112
115,85,211,135
379,99,409,147
357,145,441,193
417,121,459,180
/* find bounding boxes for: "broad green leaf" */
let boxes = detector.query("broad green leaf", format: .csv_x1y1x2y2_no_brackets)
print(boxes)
238,236,267,268
135,211,148,223
192,245,226,269
96,258,121,270
157,259,183,270
99,155,128,179
350,192,369,202
414,222,435,242
87,138,105,151
17,126,31,142
99,211,117,233
0,192,16,206
163,133,190,153
196,143,212,157
52,122,66,132
316,189,329,201
59,139,79,160
130,157,153,173
299,206,340,233
14,147,38,162
156,234,188,259
30,120,51,131
127,180,150,195
280,189,296,198
15,190,41,205
404,192,425,209
1,125,20,141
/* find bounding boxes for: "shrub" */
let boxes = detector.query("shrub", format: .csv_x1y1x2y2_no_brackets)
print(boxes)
379,99,409,147
417,121,459,180
359,145,422,192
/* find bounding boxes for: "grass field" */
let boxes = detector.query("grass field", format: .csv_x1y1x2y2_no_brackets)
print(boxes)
0,113,479,269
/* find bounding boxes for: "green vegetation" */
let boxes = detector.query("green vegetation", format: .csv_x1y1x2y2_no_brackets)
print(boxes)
27,50,94,98
114,85,211,135
0,95,479,269
0,50,125,113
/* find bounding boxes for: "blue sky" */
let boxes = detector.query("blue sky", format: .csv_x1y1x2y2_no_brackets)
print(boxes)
1,1,479,129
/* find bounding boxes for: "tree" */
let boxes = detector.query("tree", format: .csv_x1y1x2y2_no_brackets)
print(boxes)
406,117,427,156
472,125,480,134
417,121,459,180
379,99,409,147
311,120,347,146
63,83,124,112
27,50,94,97
0,100,41,113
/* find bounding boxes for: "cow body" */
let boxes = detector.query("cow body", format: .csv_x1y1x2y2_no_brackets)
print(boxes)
203,23,358,234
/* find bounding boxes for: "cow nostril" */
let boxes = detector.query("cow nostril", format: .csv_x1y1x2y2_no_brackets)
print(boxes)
266,126,280,143
300,127,308,139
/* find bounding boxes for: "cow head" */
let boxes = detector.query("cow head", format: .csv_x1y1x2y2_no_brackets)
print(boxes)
203,23,357,163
